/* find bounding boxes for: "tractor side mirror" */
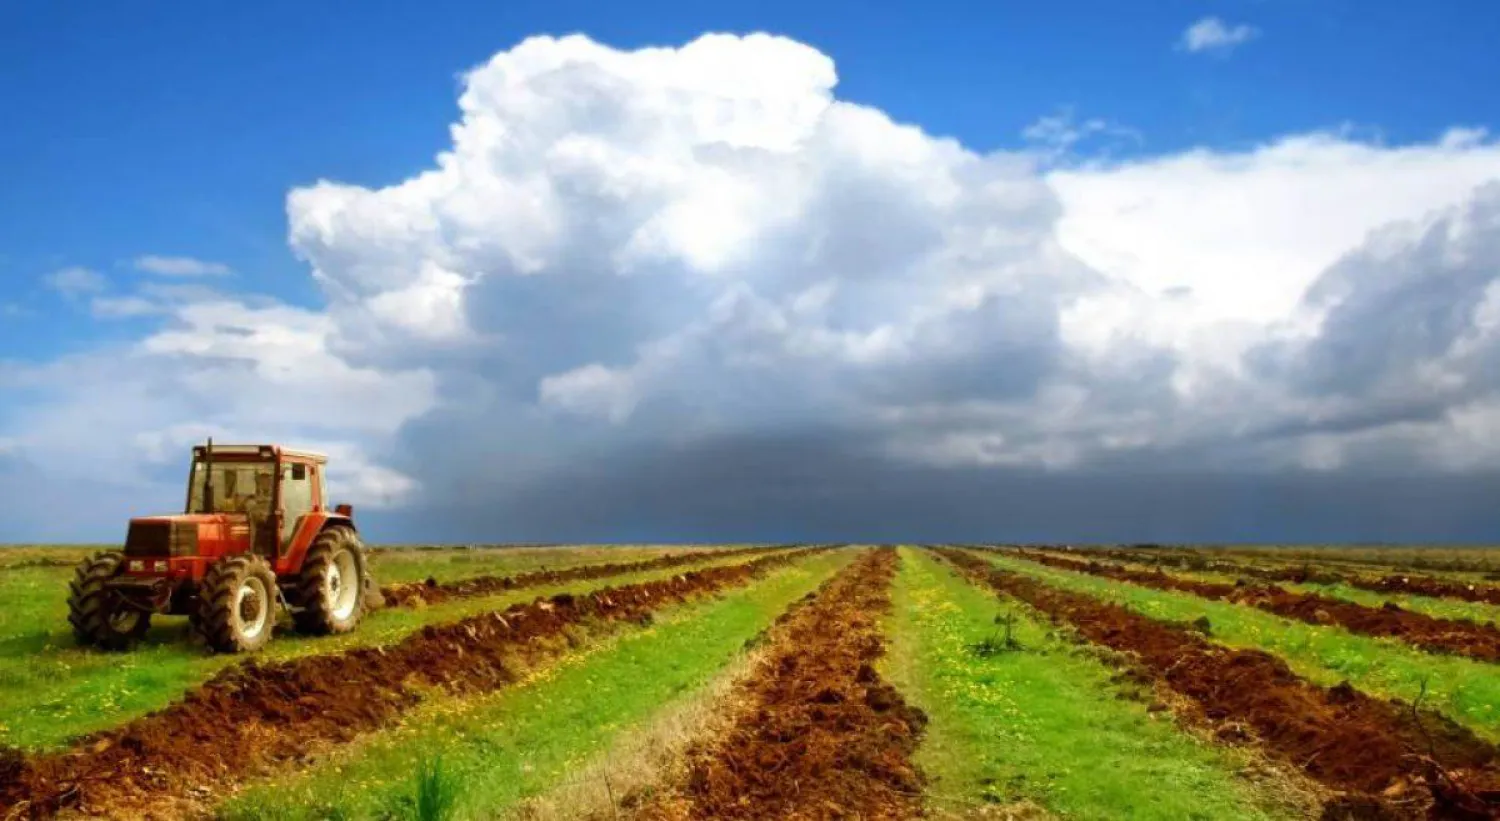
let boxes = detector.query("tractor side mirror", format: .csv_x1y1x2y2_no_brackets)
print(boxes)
335,503,354,517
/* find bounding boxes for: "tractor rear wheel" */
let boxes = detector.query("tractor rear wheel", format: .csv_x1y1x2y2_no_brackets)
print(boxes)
198,554,279,653
290,527,368,635
67,551,152,650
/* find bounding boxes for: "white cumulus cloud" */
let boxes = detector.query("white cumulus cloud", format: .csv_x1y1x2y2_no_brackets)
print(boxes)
0,289,437,533
277,32,1500,491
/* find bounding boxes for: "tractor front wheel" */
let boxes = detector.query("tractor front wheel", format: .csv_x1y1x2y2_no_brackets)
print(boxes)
199,554,279,653
67,551,152,650
290,527,368,635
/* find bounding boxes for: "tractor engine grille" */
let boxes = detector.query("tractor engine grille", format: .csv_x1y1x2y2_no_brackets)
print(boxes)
124,521,199,558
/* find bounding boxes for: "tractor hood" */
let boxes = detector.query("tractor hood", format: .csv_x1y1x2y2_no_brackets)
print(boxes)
131,513,249,526
124,514,251,557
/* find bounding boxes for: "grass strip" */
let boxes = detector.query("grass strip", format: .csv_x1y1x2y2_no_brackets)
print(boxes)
1082,547,1500,616
1215,546,1500,576
885,548,1296,821
1159,566,1500,627
982,551,1500,744
219,550,855,820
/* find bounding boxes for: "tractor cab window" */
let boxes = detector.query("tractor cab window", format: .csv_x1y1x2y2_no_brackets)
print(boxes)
187,460,276,516
280,463,315,545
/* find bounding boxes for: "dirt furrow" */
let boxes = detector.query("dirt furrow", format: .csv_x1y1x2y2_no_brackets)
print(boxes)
1003,548,1500,663
1356,575,1500,607
1037,545,1350,584
379,544,794,607
937,547,1500,820
0,548,831,820
636,548,926,821
1048,545,1500,608
1019,546,1352,591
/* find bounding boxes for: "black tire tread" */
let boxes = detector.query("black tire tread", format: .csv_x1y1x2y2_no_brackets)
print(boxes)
66,550,151,650
198,554,277,653
290,527,367,636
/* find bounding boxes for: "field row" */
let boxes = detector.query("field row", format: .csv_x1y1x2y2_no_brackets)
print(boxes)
3,544,1500,819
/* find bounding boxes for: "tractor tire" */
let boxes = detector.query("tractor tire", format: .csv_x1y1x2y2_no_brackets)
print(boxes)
67,551,152,650
198,554,279,653
290,527,368,635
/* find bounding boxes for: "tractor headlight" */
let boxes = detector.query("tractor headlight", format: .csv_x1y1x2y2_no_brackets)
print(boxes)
153,560,169,572
129,560,145,572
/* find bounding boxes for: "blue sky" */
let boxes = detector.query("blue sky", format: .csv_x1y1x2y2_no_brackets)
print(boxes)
3,1,1500,541
5,0,1496,332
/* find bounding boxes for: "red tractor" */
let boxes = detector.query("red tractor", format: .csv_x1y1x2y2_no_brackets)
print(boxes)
67,441,376,653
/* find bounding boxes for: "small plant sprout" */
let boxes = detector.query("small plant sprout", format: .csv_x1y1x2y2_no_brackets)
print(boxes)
415,755,461,821
969,611,1023,657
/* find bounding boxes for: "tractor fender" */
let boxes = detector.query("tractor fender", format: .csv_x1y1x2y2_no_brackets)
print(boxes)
319,514,356,533
280,512,356,574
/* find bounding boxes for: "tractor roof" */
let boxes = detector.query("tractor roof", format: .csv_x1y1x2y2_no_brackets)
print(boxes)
191,444,329,463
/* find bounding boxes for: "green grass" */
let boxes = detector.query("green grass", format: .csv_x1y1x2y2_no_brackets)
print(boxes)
1293,580,1500,624
983,552,1500,744
219,549,855,821
0,548,768,750
0,567,74,646
0,546,105,569
1215,545,1500,575
885,549,1292,821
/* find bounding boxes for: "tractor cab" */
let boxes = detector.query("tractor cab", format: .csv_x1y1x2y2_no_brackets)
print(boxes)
181,443,333,560
68,439,373,654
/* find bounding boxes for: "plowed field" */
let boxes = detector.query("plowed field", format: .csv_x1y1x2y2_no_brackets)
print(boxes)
3,542,1500,821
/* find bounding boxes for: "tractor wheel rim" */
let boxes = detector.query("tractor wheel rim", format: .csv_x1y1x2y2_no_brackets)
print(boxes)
329,549,360,621
238,576,270,640
108,609,140,633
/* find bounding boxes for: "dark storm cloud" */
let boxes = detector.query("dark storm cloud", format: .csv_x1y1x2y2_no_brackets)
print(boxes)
381,430,1500,544
1245,397,1456,442
1253,182,1500,400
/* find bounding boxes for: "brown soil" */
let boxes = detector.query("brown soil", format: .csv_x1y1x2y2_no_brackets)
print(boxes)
380,545,791,606
1008,550,1500,663
0,548,829,820
937,548,1500,820
636,548,927,821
